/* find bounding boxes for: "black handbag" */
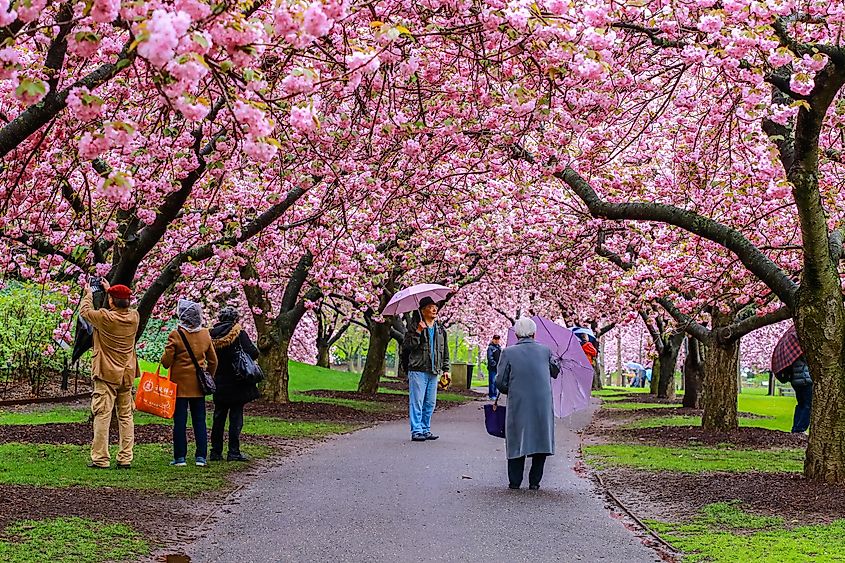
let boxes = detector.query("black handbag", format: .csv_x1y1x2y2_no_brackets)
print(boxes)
235,341,264,384
177,329,216,395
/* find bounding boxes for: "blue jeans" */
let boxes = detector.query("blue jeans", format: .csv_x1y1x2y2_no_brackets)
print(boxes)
409,371,438,437
791,382,812,433
488,367,498,399
174,397,207,460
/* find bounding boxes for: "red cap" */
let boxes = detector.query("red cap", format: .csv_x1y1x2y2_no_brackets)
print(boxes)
107,284,132,300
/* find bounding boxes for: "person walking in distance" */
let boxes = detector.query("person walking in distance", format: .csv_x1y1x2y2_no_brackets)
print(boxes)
80,278,140,469
486,335,502,400
402,297,450,442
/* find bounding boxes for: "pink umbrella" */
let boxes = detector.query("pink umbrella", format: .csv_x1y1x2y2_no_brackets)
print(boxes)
507,316,593,418
382,283,454,316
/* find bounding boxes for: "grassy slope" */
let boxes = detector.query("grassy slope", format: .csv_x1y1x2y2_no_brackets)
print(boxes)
0,443,270,494
0,517,149,563
583,444,804,473
648,503,845,562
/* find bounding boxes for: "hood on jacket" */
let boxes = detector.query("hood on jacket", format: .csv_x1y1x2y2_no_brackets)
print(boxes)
211,322,242,348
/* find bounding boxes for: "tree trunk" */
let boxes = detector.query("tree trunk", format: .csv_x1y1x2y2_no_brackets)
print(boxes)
358,320,392,394
591,337,604,390
259,335,291,404
796,288,845,482
615,330,622,386
657,333,684,400
316,344,330,369
701,336,739,432
683,338,704,409
649,358,660,394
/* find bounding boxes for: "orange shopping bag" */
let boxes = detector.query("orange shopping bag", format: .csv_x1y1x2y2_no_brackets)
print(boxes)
135,368,177,419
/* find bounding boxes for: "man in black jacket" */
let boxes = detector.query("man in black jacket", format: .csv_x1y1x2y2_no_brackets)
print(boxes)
402,297,450,442
486,335,502,400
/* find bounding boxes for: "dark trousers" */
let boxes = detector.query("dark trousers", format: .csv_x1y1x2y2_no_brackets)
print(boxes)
211,402,245,456
173,397,207,460
508,454,548,487
488,368,498,399
791,382,813,433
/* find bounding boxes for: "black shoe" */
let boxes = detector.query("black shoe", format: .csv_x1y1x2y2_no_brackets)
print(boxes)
87,462,109,469
227,453,250,462
508,484,520,490
424,433,439,441
115,463,131,469
411,434,427,442
529,484,540,490
209,454,224,462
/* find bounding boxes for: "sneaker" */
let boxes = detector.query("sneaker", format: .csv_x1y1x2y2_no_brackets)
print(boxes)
508,484,520,490
196,457,207,467
424,433,439,441
529,484,540,490
411,434,427,442
227,453,250,462
115,463,131,469
87,462,109,469
170,458,187,467
209,453,223,462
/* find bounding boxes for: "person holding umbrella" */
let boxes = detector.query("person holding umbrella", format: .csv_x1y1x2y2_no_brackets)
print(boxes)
496,317,559,490
402,296,450,442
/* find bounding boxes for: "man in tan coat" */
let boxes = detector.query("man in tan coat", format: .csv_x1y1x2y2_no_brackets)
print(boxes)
80,278,140,469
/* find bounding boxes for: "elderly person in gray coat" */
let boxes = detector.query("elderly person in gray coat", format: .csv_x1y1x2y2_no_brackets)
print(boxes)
495,317,559,490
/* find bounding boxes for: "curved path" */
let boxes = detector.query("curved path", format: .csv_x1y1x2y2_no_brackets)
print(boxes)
188,399,659,562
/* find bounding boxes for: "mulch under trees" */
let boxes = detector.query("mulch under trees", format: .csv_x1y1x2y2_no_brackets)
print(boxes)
601,469,845,524
607,425,808,450
584,395,844,529
0,484,202,550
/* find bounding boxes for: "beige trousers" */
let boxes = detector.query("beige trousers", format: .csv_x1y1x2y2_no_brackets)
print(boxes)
91,378,135,466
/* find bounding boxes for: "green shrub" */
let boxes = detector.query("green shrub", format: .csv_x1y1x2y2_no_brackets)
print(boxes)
136,318,177,362
0,282,75,377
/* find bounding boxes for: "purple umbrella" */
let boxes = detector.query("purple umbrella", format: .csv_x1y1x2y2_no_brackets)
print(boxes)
507,316,593,418
382,283,454,316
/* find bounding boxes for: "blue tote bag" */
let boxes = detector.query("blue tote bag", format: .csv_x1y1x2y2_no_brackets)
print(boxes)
484,398,506,438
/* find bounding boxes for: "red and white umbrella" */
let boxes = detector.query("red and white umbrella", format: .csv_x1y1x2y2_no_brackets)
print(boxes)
382,284,454,316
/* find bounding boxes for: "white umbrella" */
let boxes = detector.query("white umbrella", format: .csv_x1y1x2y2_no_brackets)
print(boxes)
570,326,596,338
382,283,454,316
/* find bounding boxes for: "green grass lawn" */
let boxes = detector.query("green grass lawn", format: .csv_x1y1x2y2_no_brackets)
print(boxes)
620,393,797,432
288,361,361,392
604,402,679,410
0,407,89,426
648,502,845,562
0,443,270,494
0,407,359,438
138,359,166,375
583,444,804,473
594,386,650,397
0,517,149,563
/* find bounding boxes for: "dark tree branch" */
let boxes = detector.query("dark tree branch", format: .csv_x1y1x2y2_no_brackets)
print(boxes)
0,44,133,159
556,167,798,307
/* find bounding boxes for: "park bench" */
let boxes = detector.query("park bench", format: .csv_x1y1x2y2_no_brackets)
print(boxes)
779,387,796,398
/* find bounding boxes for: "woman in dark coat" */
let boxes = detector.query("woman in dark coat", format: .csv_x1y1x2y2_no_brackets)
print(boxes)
209,307,260,462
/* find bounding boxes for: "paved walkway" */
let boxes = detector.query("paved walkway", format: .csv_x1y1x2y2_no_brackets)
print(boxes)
188,399,659,562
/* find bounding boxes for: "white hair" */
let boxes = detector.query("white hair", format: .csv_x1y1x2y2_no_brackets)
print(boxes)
514,317,536,338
